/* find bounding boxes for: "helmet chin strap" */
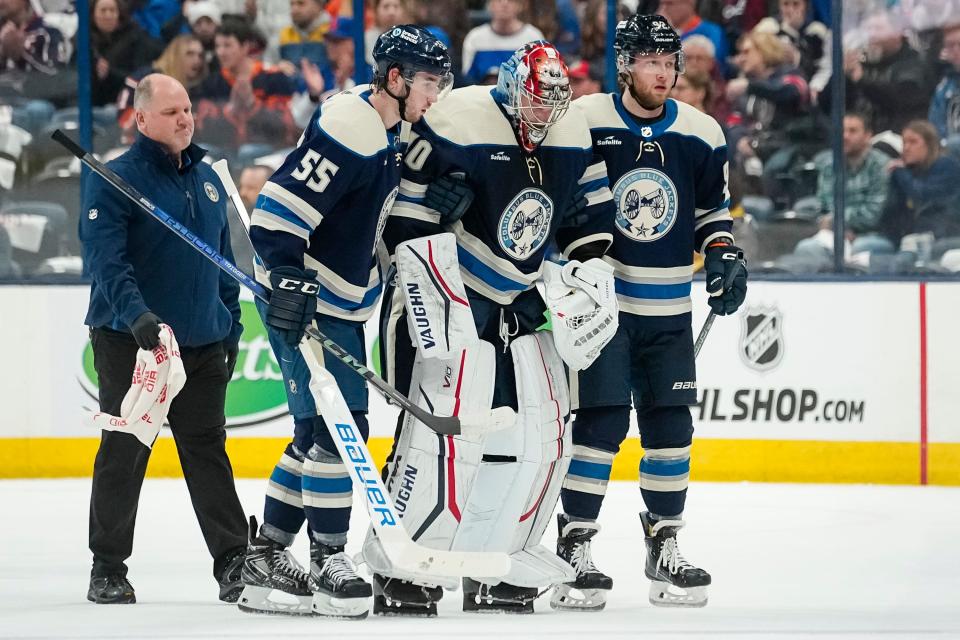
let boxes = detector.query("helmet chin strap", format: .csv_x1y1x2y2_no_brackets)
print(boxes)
384,72,413,122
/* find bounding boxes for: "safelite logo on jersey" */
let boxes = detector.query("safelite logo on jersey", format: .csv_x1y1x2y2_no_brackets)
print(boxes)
78,300,290,427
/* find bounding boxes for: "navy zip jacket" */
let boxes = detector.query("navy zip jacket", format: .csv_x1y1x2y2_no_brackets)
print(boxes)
80,134,242,347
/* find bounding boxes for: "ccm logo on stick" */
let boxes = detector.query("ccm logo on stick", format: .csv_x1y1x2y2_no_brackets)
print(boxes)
277,278,319,294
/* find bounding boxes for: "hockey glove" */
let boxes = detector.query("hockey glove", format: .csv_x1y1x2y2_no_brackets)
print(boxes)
130,311,162,350
266,266,319,347
704,242,748,316
424,172,473,225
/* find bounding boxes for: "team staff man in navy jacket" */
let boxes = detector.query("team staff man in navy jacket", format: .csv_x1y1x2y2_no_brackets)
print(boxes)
80,73,248,606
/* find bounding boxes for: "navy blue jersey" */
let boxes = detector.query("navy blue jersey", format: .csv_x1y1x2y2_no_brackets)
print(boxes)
385,85,614,305
250,86,402,321
573,94,733,328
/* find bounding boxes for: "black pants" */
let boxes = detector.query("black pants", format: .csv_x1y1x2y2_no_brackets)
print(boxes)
88,327,247,579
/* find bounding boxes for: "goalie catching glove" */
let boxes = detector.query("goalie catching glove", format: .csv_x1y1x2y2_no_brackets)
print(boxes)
540,258,619,371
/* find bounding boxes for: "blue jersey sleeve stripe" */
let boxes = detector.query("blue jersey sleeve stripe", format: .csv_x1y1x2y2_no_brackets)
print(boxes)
614,278,692,300
254,195,314,232
317,279,384,311
457,245,528,292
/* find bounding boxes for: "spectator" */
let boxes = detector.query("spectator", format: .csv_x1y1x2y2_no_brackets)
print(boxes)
407,0,468,71
844,10,934,135
276,0,333,70
672,68,713,113
91,0,162,107
552,0,580,57
756,0,831,102
881,120,960,245
814,112,889,242
568,58,602,99
658,0,730,76
364,0,409,65
682,34,729,122
461,0,544,85
317,16,356,97
128,0,179,40
117,34,208,140
929,24,960,143
528,0,558,43
183,1,222,71
727,29,809,163
193,20,298,150
0,0,67,74
577,0,629,68
698,0,768,50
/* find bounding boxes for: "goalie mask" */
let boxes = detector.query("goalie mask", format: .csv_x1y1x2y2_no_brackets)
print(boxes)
494,41,571,153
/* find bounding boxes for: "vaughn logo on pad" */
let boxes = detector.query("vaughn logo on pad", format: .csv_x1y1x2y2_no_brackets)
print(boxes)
78,300,289,427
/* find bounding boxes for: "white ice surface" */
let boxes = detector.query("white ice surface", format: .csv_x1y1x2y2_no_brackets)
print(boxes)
1,479,958,640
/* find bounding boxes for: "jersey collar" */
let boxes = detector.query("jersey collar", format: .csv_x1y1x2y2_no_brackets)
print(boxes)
613,94,677,139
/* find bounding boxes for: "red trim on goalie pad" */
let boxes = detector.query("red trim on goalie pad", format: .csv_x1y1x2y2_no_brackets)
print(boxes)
428,239,469,306
446,435,462,521
520,338,566,522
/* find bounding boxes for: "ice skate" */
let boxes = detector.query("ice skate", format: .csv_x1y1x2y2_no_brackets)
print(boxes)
550,514,612,611
237,517,313,615
462,577,539,614
309,541,371,619
641,512,710,607
373,573,444,617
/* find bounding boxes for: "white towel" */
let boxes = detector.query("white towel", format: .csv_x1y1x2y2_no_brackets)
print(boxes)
90,324,187,448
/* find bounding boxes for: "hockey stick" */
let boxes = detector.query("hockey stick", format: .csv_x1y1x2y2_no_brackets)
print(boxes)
58,131,510,578
53,130,515,438
694,253,744,359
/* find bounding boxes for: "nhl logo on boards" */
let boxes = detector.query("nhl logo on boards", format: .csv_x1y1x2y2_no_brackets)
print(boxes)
498,188,553,260
739,305,784,372
204,182,220,202
611,168,678,242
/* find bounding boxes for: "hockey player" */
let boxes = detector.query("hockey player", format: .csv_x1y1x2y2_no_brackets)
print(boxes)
552,14,748,611
237,26,453,618
373,41,619,616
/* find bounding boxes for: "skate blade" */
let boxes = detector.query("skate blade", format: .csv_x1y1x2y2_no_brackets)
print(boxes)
549,584,608,611
311,591,370,619
237,585,313,616
648,581,708,608
373,597,438,618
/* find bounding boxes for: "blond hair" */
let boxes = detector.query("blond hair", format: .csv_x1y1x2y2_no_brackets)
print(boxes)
740,29,789,68
153,34,206,89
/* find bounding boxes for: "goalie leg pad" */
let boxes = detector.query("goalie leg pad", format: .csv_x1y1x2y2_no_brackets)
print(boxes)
397,232,477,358
455,333,575,589
364,342,495,588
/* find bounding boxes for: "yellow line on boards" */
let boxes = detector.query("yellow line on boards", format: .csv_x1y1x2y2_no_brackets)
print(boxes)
0,438,956,485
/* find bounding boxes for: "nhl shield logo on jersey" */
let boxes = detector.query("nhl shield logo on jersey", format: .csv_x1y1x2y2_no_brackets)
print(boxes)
204,182,220,202
498,188,553,260
739,305,784,371
612,168,678,242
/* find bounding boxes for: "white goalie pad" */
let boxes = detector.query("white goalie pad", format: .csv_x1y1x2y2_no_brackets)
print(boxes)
397,233,476,359
540,258,619,371
363,341,499,588
451,333,575,589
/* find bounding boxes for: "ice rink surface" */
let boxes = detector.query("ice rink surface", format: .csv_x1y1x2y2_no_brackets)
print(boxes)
1,479,958,640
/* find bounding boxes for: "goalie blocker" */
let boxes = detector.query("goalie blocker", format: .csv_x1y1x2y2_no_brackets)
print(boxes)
369,234,590,615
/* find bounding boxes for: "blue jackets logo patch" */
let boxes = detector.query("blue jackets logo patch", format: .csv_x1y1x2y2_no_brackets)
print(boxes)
612,168,678,242
498,188,553,260
204,182,220,202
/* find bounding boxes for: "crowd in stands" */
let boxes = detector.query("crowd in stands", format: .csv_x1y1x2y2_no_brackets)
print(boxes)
0,0,959,280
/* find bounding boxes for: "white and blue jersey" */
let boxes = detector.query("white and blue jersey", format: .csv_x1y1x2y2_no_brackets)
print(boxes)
573,94,733,329
250,85,402,321
385,85,614,306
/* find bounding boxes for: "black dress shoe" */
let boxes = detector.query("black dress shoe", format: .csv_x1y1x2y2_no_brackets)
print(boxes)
87,573,136,604
217,549,245,603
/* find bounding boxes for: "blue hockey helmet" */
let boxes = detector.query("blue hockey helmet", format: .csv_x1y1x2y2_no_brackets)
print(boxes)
614,14,685,78
372,25,453,92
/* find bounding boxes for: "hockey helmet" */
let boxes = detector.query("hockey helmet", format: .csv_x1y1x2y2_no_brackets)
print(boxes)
372,25,453,95
494,41,571,152
614,14,685,78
